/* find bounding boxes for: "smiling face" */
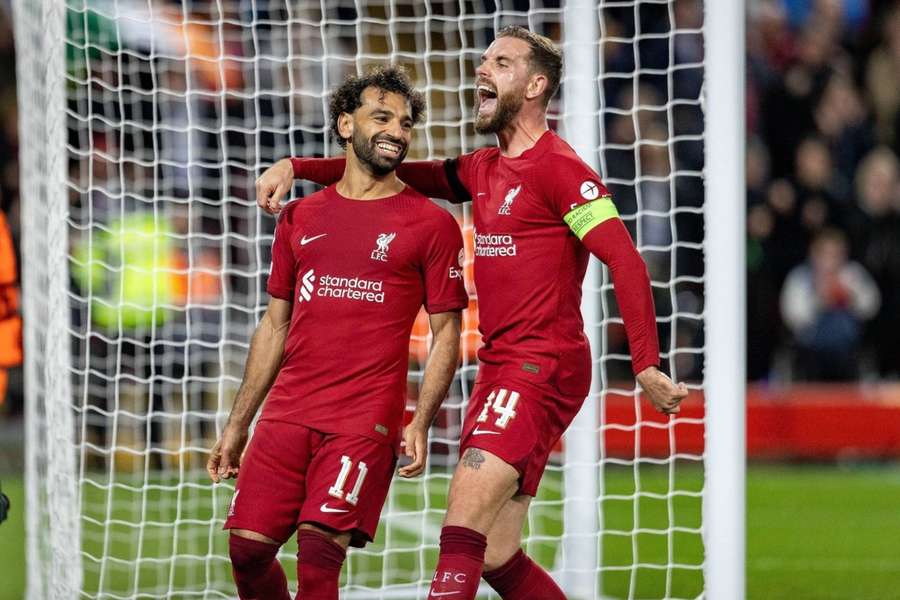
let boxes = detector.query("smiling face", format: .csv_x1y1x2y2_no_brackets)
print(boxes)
474,36,534,134
340,86,414,176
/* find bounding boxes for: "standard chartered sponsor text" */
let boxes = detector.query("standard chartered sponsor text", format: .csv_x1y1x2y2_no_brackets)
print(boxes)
474,230,517,257
318,274,385,303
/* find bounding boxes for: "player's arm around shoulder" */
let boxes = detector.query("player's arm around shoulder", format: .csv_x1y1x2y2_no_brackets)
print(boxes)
256,158,296,216
256,156,347,215
207,297,293,483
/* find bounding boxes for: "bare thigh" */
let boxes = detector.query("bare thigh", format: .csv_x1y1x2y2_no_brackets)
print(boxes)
444,447,520,534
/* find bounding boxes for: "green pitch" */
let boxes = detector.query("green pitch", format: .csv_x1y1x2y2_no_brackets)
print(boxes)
2,464,899,599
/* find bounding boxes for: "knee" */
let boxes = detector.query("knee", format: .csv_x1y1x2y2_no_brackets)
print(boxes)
297,527,347,569
229,533,279,571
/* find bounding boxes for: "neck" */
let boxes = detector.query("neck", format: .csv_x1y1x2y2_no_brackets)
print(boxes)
495,107,549,158
335,151,405,199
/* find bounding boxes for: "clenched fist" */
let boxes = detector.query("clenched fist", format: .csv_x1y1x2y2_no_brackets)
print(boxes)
256,158,294,215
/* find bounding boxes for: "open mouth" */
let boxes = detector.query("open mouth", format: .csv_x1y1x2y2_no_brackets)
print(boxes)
477,84,498,114
374,139,403,157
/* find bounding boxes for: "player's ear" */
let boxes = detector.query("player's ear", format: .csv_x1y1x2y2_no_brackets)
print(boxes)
337,111,354,145
526,73,548,102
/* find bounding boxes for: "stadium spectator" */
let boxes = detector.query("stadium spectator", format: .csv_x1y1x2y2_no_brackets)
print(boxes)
780,228,880,380
847,147,900,377
813,72,874,185
792,136,845,228
747,139,782,380
864,6,900,150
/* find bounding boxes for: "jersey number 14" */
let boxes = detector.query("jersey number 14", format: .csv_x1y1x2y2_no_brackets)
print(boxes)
476,388,520,429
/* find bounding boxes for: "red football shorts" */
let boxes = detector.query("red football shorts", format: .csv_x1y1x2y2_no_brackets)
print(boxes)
459,375,585,496
223,419,397,547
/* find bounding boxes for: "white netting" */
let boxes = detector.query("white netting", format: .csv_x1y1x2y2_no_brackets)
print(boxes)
18,1,707,598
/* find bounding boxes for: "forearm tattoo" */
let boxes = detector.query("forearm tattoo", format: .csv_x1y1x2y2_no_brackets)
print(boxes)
461,448,485,470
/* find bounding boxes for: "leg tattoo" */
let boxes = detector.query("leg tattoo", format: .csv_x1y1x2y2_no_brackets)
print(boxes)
461,448,485,470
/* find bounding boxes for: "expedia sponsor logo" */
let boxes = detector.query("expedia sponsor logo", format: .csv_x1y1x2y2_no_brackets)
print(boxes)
299,269,386,303
474,230,517,257
449,248,464,279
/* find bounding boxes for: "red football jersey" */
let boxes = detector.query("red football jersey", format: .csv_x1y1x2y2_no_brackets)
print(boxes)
262,184,468,445
455,130,611,397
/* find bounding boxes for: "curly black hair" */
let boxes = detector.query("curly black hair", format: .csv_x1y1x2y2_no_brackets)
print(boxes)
329,66,426,149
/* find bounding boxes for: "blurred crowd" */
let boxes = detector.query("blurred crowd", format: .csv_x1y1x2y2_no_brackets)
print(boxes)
1,0,899,425
746,0,900,380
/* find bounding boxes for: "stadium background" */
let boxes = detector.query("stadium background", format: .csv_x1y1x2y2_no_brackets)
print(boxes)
1,0,900,598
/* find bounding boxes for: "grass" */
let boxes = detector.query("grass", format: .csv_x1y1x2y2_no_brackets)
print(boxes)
2,464,900,599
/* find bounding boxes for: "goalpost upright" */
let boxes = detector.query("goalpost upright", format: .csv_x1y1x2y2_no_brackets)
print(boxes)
561,0,601,597
15,0,81,598
703,0,746,598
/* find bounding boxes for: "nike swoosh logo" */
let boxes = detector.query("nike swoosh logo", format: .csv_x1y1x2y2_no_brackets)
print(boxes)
319,503,349,513
429,592,461,597
472,428,501,436
477,192,487,196
300,233,328,245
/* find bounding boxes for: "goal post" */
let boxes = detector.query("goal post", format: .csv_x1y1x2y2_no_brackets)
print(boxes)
15,0,82,598
560,0,601,597
703,1,747,598
15,1,744,598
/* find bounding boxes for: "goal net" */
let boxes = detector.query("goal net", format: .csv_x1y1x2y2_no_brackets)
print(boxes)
17,0,713,598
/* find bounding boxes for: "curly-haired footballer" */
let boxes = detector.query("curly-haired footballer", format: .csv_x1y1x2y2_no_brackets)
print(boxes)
208,66,467,600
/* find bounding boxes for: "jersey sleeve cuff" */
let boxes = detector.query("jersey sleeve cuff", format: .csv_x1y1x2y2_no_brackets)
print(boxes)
631,356,660,377
267,285,294,301
424,300,467,315
290,157,305,179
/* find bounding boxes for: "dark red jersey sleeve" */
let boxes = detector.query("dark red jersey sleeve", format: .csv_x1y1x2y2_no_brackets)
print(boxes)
290,156,467,203
581,219,660,375
446,150,483,203
399,161,463,202
266,209,297,301
291,157,344,185
420,210,468,314
538,153,611,218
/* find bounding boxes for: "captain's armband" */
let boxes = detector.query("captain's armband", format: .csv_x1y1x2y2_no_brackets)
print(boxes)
563,196,618,239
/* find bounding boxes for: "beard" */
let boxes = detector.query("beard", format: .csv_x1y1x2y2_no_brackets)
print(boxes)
474,86,525,134
351,128,408,176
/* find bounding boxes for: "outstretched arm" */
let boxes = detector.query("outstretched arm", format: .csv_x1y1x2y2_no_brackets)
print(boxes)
207,297,292,482
399,310,461,478
256,157,466,215
575,212,687,415
546,157,686,414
